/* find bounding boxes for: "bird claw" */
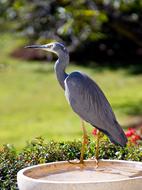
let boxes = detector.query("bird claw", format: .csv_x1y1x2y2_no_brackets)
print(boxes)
68,159,84,164
90,157,99,168
68,158,99,168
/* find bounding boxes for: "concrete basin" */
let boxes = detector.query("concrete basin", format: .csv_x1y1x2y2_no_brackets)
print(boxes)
17,160,142,190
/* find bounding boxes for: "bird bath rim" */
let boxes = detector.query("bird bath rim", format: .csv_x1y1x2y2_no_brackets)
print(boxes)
17,159,142,184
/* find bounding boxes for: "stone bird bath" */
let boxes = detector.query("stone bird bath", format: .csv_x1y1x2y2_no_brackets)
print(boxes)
17,160,142,190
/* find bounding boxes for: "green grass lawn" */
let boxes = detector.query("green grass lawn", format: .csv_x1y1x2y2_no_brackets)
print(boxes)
0,34,142,149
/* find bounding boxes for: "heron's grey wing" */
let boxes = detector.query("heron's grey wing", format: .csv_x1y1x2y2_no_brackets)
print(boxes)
64,71,127,146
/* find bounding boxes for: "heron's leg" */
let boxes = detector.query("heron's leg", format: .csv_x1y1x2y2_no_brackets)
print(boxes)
94,129,100,168
79,120,88,163
69,120,88,164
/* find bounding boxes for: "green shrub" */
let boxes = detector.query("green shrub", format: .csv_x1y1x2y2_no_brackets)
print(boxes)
0,137,142,189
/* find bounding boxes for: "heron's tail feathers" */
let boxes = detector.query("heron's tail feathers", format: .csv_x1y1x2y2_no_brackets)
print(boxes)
94,121,127,147
108,121,127,147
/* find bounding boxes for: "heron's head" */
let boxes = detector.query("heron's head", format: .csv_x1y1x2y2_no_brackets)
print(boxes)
25,42,67,56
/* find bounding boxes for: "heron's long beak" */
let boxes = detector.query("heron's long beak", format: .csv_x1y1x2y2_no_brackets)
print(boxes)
25,44,48,49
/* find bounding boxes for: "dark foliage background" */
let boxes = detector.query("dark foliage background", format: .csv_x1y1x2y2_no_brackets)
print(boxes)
1,0,142,66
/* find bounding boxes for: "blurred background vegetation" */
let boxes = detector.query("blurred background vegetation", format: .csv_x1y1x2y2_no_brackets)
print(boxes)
0,0,142,149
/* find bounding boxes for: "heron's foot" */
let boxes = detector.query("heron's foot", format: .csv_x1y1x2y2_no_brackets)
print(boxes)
90,156,99,168
68,159,84,164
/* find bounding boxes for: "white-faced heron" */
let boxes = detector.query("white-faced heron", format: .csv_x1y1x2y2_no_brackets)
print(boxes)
25,42,127,165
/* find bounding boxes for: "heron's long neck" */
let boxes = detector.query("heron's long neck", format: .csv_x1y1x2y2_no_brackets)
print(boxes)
54,53,69,90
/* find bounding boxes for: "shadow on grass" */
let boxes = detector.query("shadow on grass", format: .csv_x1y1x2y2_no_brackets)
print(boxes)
127,64,142,75
114,100,142,116
77,60,142,75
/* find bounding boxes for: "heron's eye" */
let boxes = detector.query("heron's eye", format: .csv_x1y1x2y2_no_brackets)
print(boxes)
48,44,53,48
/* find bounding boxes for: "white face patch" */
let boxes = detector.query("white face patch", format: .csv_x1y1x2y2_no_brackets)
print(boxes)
42,42,67,56
44,43,54,52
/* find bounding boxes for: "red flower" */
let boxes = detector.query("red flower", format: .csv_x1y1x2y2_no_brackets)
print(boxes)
131,135,141,143
125,128,136,137
125,131,133,137
92,129,97,136
129,127,136,133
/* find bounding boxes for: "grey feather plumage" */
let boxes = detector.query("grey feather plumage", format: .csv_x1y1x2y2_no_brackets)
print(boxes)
65,71,127,146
